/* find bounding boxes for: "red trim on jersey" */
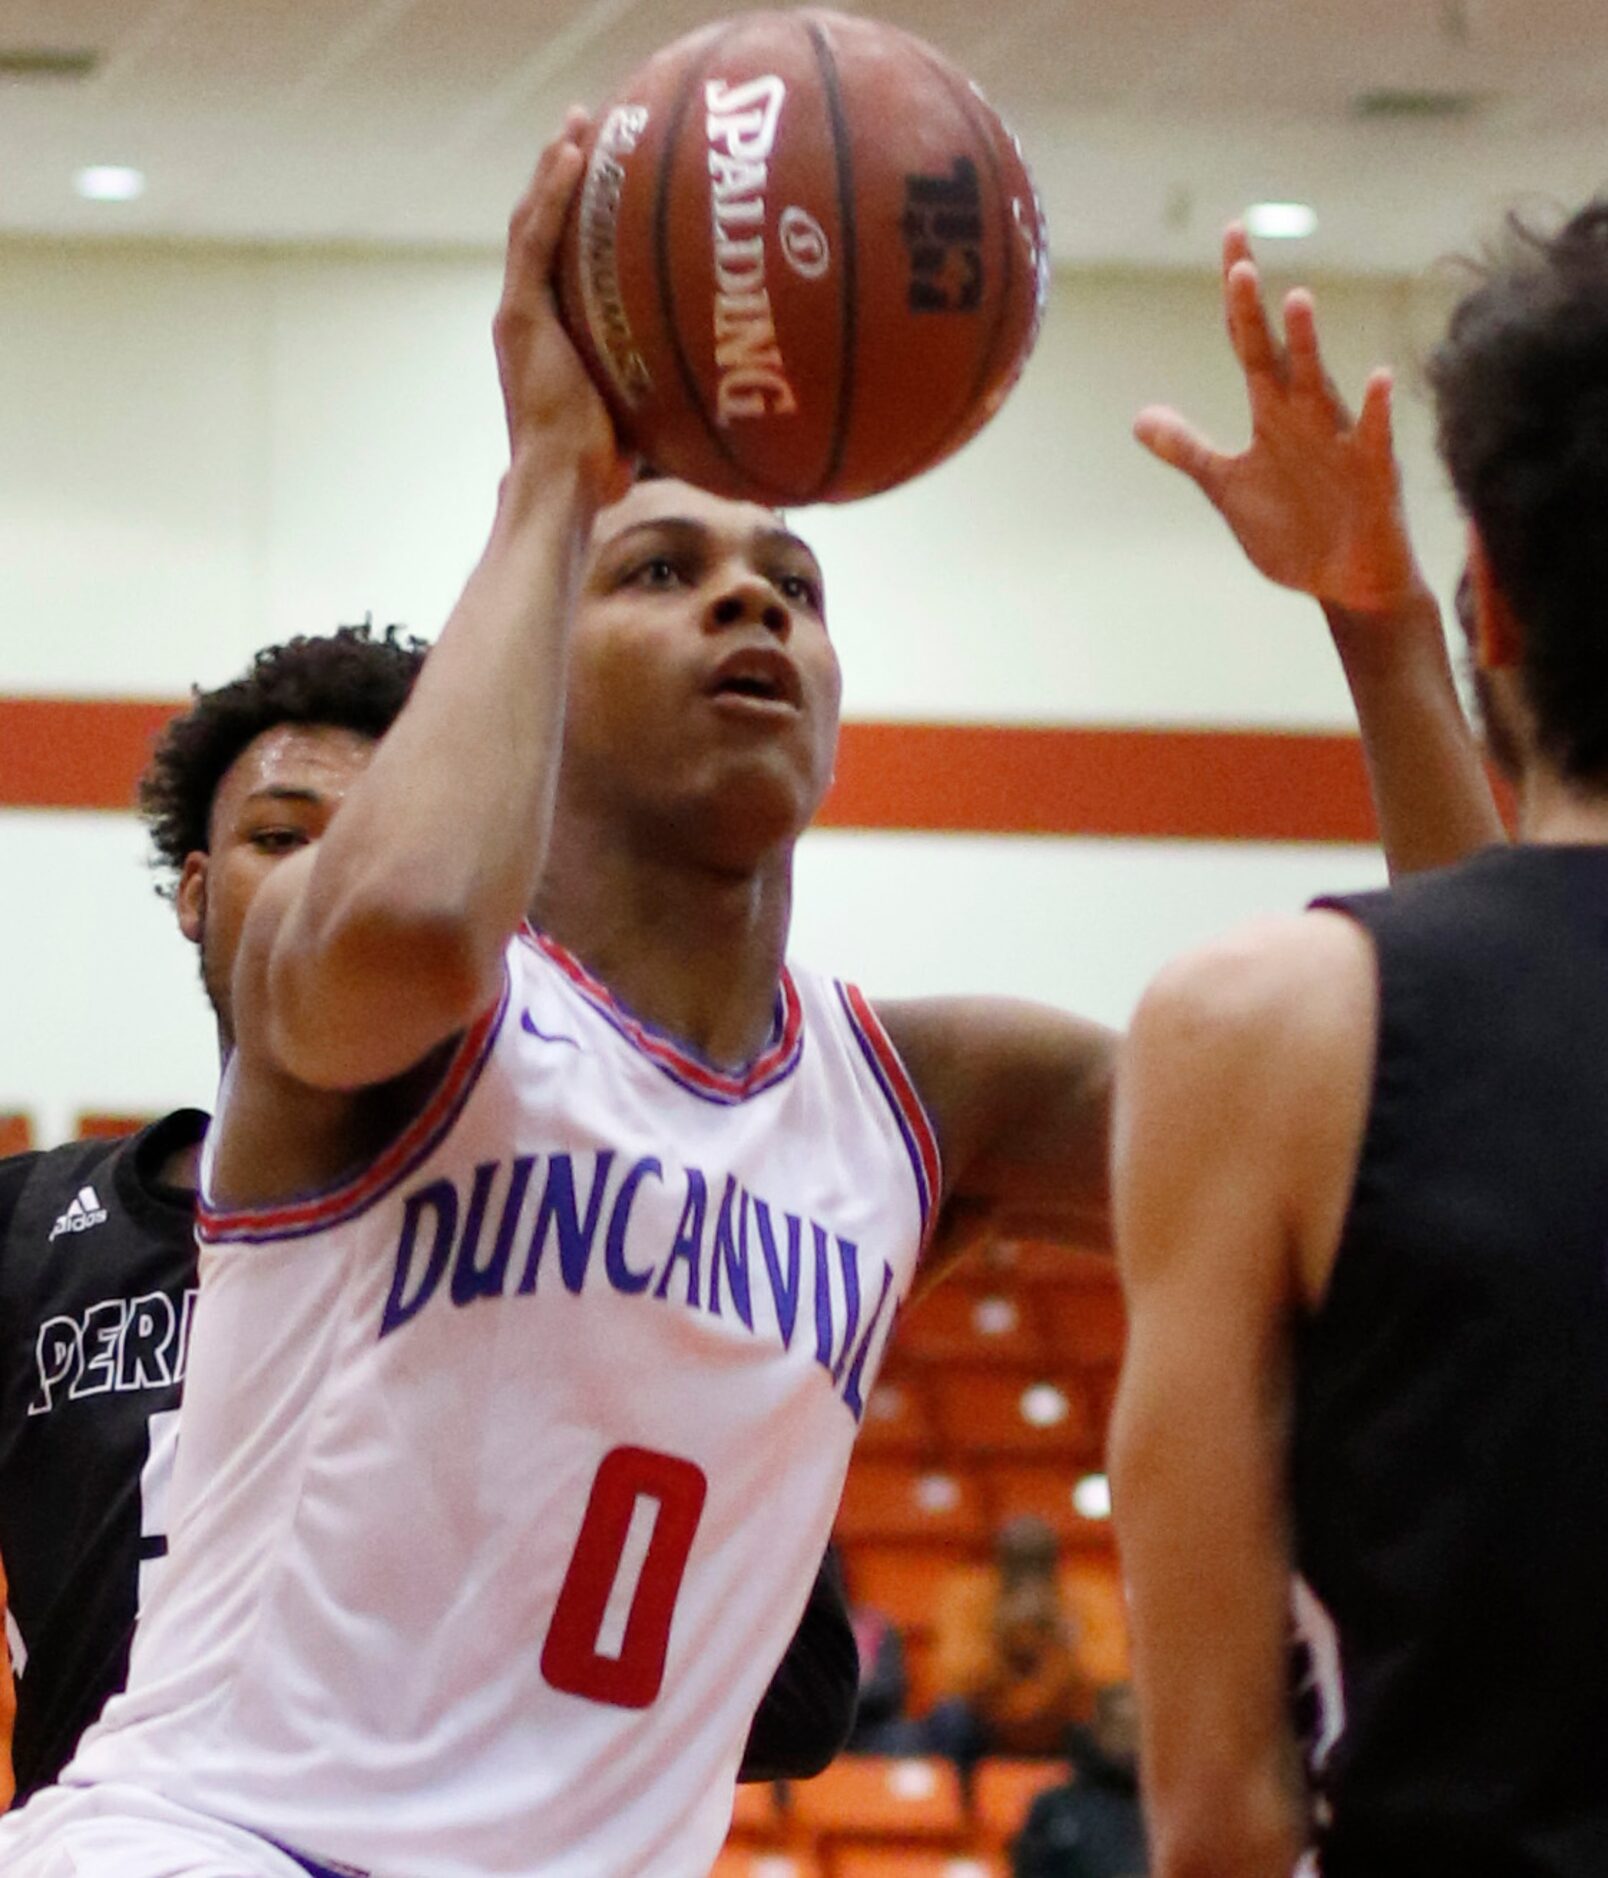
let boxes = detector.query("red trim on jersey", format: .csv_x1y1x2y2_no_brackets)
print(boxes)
837,982,943,1235
521,926,804,1104
197,984,507,1243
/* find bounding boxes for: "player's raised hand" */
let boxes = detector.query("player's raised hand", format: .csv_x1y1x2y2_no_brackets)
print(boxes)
1134,224,1426,619
493,113,630,503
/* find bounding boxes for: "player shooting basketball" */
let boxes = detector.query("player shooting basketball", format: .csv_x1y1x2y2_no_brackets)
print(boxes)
0,116,1105,1878
0,119,1500,1878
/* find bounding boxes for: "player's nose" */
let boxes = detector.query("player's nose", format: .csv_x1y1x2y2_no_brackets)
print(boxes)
706,574,789,637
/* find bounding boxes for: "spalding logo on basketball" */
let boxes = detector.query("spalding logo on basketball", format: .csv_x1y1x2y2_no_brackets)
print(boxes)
557,8,1049,504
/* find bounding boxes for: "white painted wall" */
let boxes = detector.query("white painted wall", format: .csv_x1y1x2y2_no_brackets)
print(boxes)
2,237,1465,1142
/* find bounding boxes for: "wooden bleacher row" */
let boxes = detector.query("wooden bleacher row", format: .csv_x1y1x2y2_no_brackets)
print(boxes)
834,1263,1133,1711
879,1267,1125,1374
716,1754,1071,1878
0,1112,156,1155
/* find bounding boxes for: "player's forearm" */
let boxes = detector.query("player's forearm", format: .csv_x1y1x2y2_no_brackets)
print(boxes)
267,444,596,1084
1147,1773,1306,1878
1325,591,1505,877
1112,1384,1307,1878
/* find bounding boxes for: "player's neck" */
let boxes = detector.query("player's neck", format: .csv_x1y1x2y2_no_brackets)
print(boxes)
531,829,794,1071
1516,762,1608,846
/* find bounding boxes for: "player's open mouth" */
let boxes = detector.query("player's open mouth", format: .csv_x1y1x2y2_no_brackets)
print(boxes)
705,648,803,715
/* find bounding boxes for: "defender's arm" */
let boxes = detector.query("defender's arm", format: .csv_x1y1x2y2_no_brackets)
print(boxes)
1109,913,1372,1878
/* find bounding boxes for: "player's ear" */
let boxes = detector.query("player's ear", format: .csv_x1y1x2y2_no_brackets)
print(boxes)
176,853,208,945
1467,527,1524,672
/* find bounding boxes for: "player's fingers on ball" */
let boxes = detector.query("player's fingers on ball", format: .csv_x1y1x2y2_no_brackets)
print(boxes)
500,133,583,314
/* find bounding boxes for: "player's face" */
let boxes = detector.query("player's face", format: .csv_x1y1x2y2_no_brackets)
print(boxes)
176,724,376,1044
560,478,842,868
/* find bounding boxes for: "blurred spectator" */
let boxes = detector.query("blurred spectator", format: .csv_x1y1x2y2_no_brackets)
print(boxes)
921,1515,1089,1771
1012,1682,1147,1877
845,1600,911,1752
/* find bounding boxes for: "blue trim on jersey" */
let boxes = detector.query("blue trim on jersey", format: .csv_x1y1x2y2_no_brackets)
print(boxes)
262,1836,370,1878
834,982,936,1235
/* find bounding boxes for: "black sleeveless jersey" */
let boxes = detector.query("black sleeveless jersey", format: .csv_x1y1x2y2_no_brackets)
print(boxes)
0,1109,206,1800
1298,846,1608,1877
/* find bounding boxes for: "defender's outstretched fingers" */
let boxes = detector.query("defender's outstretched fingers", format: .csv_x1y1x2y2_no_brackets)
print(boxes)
1283,290,1327,399
1225,258,1283,383
1356,367,1398,473
1134,405,1228,499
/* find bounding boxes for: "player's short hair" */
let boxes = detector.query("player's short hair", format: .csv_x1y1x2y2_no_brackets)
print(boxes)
139,621,427,895
1428,199,1608,780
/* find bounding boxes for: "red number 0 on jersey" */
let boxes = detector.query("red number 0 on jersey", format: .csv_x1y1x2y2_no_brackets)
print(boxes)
541,1445,708,1709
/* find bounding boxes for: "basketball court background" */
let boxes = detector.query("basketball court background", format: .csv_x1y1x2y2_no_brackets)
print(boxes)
0,3,1598,1867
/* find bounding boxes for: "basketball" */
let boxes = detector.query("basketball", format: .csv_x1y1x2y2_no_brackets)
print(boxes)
557,8,1049,504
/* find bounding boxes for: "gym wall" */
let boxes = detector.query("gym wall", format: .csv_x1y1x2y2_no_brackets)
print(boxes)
0,239,1466,1142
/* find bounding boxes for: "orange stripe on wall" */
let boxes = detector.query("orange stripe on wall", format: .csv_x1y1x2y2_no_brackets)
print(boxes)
818,721,1376,843
0,697,181,812
0,696,1379,843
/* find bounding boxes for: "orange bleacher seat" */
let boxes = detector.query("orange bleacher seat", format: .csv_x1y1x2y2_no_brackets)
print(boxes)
712,1851,824,1878
988,1464,1115,1552
972,1239,1102,1286
856,1376,938,1457
903,1625,941,1718
0,1114,33,1156
972,1758,1072,1853
74,1111,155,1141
931,1371,1094,1461
1036,1282,1127,1369
894,1283,1046,1368
835,1460,989,1548
841,1544,953,1633
728,1779,786,1843
828,1850,1004,1878
790,1755,966,1844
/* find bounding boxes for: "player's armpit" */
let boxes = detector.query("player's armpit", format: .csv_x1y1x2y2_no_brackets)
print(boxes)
875,995,1116,1272
1108,916,1372,1878
739,1548,858,1783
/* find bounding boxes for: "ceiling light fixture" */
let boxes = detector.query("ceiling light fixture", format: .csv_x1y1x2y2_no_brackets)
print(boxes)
76,165,144,202
1245,201,1317,240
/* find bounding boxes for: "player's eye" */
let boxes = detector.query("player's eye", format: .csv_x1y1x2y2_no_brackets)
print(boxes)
776,571,822,611
630,556,685,590
249,827,309,854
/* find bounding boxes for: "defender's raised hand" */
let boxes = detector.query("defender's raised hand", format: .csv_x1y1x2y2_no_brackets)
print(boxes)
1135,225,1427,619
1135,224,1504,877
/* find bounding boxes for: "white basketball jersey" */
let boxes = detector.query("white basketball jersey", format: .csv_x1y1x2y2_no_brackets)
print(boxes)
65,929,936,1877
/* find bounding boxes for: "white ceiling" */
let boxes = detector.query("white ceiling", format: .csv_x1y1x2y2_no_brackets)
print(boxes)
3,0,1608,271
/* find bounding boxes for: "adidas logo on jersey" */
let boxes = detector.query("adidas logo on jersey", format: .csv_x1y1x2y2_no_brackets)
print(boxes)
49,1184,109,1241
